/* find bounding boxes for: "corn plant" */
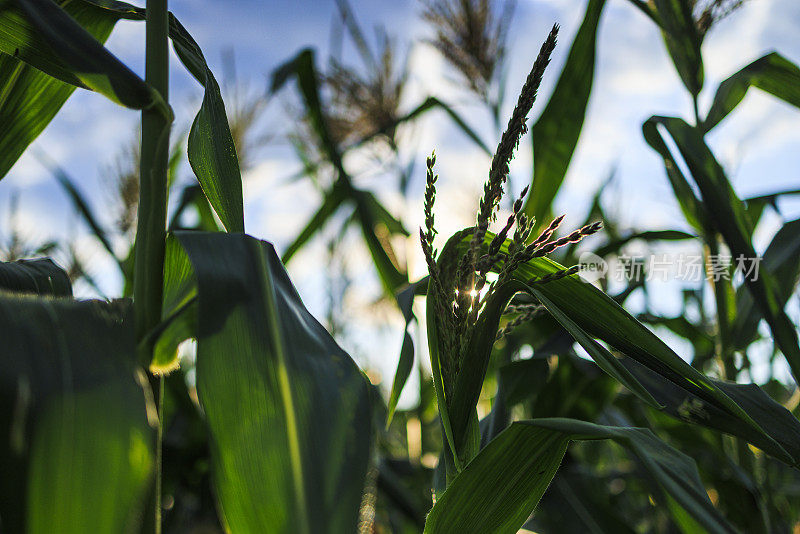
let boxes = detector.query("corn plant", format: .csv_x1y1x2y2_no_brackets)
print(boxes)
0,1,372,532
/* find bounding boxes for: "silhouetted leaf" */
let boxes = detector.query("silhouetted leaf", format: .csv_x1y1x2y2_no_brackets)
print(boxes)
0,258,72,296
525,0,606,227
425,419,735,534
703,52,800,132
153,231,374,532
0,297,154,533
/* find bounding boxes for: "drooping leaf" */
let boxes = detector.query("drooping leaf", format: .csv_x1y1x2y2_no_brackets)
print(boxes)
594,229,695,257
0,1,118,178
385,279,422,426
36,149,118,262
619,355,800,467
645,116,800,384
169,16,244,233
652,0,704,96
154,231,373,533
531,289,662,409
703,52,800,132
0,0,164,111
425,419,735,534
525,0,606,227
84,1,246,233
642,119,710,233
731,217,800,351
0,296,154,533
397,96,491,155
0,258,72,296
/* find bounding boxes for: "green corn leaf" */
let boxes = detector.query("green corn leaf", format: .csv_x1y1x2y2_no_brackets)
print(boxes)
1,0,244,233
594,229,695,257
0,296,154,533
619,356,800,466
424,421,567,534
645,116,800,384
385,280,421,426
732,217,800,350
642,119,710,233
424,419,735,534
0,0,165,111
85,1,246,233
397,96,491,155
0,1,118,178
525,0,605,227
652,0,704,96
168,15,244,233
35,149,119,263
151,231,373,533
515,256,797,466
0,258,72,296
703,52,800,132
353,193,408,294
436,228,799,467
141,235,197,373
530,288,662,409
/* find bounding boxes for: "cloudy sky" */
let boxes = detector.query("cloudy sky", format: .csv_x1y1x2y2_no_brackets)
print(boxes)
2,0,799,390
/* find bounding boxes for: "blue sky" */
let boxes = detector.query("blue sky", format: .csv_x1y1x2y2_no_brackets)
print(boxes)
2,0,799,393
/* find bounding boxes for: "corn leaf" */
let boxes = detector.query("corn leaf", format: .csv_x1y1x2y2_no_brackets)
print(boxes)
732,217,800,350
153,231,374,533
525,0,605,227
0,0,164,111
642,120,711,233
0,258,72,296
594,229,695,257
652,0,704,96
645,116,800,384
85,1,246,233
424,419,735,534
168,15,244,233
619,356,800,465
0,1,118,178
0,0,244,233
385,279,421,426
531,289,662,409
703,52,800,132
0,297,154,533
